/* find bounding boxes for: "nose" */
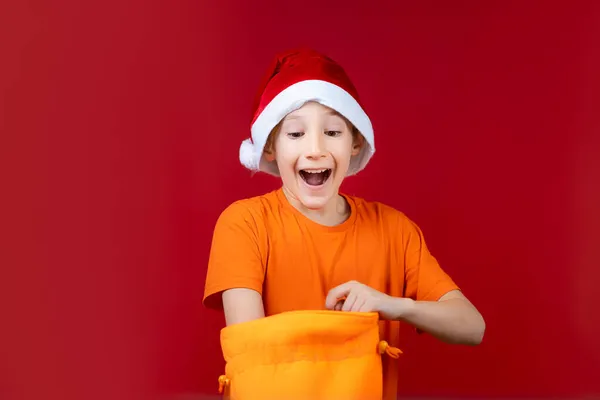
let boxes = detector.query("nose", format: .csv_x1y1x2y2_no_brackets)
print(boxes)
305,130,327,160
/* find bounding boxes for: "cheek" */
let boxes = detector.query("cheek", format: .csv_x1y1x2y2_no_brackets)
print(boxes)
274,147,299,172
331,143,355,165
276,158,299,185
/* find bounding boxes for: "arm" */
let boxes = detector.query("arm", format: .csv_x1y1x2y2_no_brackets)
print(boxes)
400,215,485,345
203,202,268,323
222,288,265,326
325,282,485,346
389,289,485,345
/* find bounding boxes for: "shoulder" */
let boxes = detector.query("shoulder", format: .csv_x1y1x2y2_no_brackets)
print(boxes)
346,194,423,239
347,193,412,225
214,190,280,231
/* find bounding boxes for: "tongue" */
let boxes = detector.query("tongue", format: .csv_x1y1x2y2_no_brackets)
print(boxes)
303,172,326,186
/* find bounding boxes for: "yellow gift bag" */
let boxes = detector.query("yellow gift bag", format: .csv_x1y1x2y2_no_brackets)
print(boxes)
216,310,401,400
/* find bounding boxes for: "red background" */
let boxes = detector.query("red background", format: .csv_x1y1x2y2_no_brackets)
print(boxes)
2,1,599,399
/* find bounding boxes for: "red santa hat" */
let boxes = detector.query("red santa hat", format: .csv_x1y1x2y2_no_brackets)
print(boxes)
239,48,375,176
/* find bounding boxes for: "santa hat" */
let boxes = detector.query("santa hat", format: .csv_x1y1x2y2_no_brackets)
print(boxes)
239,48,375,176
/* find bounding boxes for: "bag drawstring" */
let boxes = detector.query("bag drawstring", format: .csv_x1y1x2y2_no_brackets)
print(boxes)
378,340,402,359
218,374,230,394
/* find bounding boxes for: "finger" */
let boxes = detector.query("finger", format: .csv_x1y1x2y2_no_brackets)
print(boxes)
333,295,347,311
342,292,358,312
351,297,366,312
325,282,356,309
358,300,373,313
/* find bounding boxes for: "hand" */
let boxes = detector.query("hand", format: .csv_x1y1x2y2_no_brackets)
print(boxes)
325,280,411,320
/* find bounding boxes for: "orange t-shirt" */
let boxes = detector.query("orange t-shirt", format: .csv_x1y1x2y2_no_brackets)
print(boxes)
203,188,459,400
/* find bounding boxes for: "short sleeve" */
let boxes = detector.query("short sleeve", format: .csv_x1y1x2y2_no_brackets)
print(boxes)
402,217,459,302
203,201,267,310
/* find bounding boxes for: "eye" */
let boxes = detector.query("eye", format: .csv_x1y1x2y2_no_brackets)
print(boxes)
286,131,304,138
325,130,342,137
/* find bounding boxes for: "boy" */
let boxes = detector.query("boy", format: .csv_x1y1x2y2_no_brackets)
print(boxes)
203,48,485,400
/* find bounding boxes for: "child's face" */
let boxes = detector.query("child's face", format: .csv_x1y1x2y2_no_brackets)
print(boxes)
266,101,363,210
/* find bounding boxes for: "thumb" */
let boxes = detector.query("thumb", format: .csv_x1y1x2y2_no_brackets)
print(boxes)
325,281,355,310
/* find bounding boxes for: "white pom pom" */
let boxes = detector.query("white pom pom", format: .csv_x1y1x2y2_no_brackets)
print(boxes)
239,139,258,170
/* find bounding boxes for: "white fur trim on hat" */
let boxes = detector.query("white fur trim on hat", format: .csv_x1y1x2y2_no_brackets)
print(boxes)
239,80,375,176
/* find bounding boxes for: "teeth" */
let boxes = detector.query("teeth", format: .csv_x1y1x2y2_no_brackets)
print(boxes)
303,169,328,174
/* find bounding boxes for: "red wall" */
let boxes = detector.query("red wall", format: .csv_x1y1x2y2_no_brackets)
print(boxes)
1,1,599,399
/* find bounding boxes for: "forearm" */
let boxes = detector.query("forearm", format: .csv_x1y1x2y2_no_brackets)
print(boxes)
390,296,485,345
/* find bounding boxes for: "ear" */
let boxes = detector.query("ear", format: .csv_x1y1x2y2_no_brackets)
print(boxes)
263,143,276,162
351,133,364,156
263,125,280,162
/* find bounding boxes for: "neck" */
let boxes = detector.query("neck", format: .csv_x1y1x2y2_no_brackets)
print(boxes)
281,186,350,226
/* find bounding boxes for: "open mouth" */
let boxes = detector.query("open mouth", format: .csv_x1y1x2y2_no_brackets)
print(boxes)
299,169,332,186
